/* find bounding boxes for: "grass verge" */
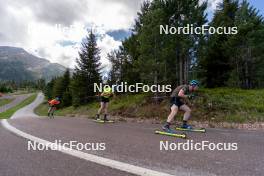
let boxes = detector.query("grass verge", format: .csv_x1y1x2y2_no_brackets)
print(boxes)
35,88,264,123
35,93,150,118
0,98,14,107
0,94,37,119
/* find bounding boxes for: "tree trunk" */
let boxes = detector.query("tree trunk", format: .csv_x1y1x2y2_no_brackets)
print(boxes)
184,55,189,84
244,47,252,89
179,57,183,84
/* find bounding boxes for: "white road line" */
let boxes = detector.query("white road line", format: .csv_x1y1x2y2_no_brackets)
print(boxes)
1,119,174,176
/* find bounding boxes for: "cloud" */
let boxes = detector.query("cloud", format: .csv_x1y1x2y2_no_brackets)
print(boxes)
0,0,144,69
204,0,223,12
0,3,32,46
97,34,122,71
4,0,88,26
0,0,222,70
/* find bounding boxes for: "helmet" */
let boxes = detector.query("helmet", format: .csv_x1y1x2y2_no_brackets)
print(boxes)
102,76,108,84
55,97,60,101
104,86,112,93
190,80,199,86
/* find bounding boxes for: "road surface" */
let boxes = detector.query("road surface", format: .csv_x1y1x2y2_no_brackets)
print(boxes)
0,93,263,176
0,94,31,113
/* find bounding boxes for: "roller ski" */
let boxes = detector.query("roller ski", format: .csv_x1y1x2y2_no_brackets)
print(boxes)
155,126,187,139
94,114,114,123
94,119,115,123
175,124,206,133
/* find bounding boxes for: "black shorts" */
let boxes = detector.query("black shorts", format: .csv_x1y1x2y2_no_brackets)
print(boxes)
101,96,110,103
170,97,184,108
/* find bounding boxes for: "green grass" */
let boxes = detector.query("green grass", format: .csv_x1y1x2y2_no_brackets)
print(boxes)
3,89,38,96
0,98,14,107
35,88,264,123
35,93,150,118
35,102,78,117
193,88,264,123
34,101,49,116
0,94,37,119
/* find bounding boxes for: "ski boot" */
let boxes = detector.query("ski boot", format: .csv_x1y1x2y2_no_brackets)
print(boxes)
181,124,193,129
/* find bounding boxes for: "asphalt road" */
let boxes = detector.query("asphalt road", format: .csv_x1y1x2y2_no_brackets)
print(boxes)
11,93,43,119
1,93,264,176
0,125,135,176
0,94,31,113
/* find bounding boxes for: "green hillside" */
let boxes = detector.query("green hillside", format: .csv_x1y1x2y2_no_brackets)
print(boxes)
35,88,264,123
0,46,67,82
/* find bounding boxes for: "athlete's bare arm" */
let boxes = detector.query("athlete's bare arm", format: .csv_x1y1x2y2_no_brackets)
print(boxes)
178,89,192,106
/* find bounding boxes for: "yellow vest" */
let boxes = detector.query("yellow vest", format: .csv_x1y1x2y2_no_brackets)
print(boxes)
101,87,112,98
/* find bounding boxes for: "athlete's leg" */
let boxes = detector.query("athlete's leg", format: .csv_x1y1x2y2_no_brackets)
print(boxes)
48,106,53,113
51,107,56,118
48,106,55,117
103,102,109,114
48,106,52,117
163,105,178,130
167,105,179,123
179,104,191,121
96,102,105,119
103,102,109,120
179,104,192,128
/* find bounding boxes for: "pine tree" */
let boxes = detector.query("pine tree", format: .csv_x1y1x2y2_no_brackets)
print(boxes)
60,69,71,106
119,0,207,86
53,69,70,98
225,0,264,88
161,0,207,86
44,69,72,107
44,78,56,100
200,0,264,88
71,31,101,106
199,0,239,87
36,79,46,91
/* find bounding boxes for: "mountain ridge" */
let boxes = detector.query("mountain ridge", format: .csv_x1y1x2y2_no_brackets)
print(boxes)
0,46,67,82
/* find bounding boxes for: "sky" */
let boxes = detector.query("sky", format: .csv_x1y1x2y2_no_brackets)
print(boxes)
242,0,264,15
0,0,263,70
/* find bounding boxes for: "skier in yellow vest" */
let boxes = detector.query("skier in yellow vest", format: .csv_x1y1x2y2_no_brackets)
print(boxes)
96,86,114,121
